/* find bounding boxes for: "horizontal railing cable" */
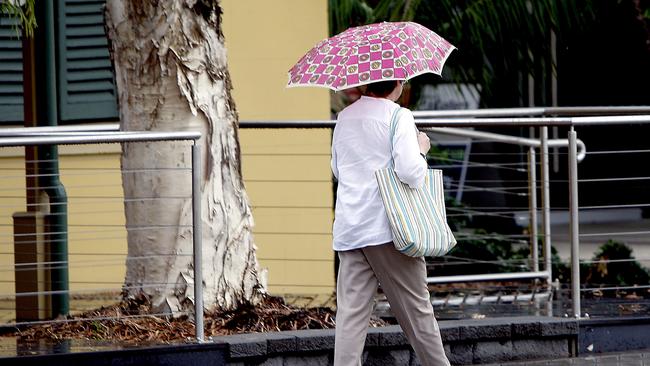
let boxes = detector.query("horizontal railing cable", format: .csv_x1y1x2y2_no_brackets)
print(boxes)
0,167,191,172
580,258,650,264
0,254,192,271
0,198,192,208
0,284,187,299
579,230,650,237
2,225,191,239
446,184,528,196
579,203,650,210
577,176,650,183
2,311,189,330
586,148,650,155
580,284,650,292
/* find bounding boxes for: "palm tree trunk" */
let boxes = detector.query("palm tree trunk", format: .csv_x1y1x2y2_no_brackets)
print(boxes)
105,0,266,314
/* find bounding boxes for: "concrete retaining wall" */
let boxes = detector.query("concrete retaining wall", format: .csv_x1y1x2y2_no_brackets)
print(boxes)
213,316,578,365
579,317,650,355
0,342,228,366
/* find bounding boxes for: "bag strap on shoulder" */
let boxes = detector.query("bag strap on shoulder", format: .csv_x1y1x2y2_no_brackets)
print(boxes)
388,107,404,168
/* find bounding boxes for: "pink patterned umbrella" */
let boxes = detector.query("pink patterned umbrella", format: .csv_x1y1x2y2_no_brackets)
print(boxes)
287,21,456,91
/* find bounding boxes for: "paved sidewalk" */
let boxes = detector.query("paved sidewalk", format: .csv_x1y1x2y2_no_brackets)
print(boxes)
485,350,650,365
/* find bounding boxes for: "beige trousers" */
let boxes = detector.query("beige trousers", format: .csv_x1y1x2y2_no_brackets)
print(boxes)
334,243,450,366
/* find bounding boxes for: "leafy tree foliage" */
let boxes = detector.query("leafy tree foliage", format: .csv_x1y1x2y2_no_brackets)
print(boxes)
329,0,598,107
1,0,36,37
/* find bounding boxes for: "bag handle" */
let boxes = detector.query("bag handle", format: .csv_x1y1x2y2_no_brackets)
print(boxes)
388,107,404,169
389,107,425,168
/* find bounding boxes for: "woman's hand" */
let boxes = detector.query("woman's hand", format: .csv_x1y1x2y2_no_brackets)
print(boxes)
417,131,430,155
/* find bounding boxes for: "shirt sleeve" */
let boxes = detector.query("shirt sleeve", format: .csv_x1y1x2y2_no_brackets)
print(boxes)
392,108,427,188
331,137,339,181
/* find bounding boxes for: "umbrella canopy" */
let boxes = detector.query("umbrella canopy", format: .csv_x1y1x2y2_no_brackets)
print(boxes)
287,21,456,91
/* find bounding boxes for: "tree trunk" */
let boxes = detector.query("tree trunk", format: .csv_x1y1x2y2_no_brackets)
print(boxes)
105,0,266,314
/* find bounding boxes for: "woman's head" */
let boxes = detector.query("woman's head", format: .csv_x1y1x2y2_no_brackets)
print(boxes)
363,80,404,101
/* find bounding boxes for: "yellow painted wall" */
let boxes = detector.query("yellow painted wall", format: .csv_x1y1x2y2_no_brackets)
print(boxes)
221,0,330,120
0,146,126,320
58,149,127,293
221,0,334,295
0,151,26,297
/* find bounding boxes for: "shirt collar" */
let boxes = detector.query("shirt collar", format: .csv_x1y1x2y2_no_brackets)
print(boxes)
360,95,395,104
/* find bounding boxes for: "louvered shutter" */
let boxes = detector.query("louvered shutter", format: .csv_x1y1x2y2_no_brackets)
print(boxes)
0,15,23,123
56,0,118,121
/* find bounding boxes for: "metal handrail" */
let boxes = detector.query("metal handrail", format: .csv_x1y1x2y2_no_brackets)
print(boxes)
0,131,205,341
413,115,650,127
0,124,120,136
0,131,201,147
2,113,648,133
413,106,650,118
427,271,551,284
237,114,650,128
423,127,587,161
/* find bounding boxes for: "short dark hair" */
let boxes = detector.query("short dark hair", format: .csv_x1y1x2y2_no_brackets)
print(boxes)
364,80,400,98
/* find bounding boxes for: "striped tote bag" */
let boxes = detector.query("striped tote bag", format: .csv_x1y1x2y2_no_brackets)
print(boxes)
375,108,457,257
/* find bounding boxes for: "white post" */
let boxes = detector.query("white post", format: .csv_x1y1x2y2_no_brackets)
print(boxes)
192,143,204,341
528,147,539,272
568,128,581,318
540,127,552,286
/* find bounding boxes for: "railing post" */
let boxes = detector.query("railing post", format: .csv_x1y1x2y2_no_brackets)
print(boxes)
192,143,204,342
528,146,539,272
540,127,552,286
568,127,581,318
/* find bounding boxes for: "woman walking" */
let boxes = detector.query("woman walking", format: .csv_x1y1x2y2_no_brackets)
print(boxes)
331,80,450,366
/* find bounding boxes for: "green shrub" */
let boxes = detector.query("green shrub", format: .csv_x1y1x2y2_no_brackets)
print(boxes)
582,240,650,287
428,229,527,276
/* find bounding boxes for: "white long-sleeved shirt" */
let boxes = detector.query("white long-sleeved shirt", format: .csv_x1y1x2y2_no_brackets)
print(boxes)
331,96,427,251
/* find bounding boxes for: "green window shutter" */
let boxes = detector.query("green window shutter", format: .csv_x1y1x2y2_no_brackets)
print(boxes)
57,0,118,122
0,15,23,124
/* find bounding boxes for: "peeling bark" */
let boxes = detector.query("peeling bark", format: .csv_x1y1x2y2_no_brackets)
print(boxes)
105,0,266,314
